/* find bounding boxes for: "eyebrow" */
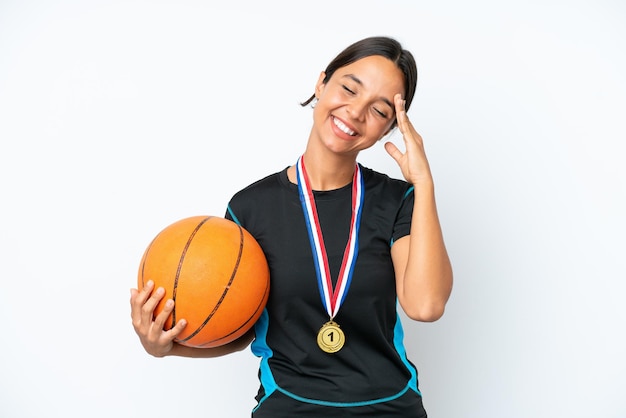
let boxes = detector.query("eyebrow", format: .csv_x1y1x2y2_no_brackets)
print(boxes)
343,74,395,110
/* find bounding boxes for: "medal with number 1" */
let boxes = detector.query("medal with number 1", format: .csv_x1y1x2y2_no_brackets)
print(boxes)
317,321,345,353
296,156,364,354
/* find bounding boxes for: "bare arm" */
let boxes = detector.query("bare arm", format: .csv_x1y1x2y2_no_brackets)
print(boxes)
385,94,453,322
389,186,453,321
166,328,254,358
130,280,254,358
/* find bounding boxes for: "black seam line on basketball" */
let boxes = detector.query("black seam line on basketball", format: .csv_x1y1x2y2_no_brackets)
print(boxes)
178,224,244,343
139,237,158,288
170,216,212,330
196,271,270,347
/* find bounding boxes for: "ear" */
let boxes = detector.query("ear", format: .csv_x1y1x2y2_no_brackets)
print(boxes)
314,71,327,99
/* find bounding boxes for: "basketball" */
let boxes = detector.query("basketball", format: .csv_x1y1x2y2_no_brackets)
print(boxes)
137,215,270,348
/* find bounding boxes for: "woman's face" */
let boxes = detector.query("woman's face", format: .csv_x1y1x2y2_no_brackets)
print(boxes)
311,55,405,156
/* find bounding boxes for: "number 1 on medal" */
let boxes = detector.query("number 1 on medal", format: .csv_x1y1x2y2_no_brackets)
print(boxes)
317,321,345,353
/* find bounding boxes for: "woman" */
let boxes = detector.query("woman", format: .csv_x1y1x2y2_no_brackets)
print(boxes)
131,35,453,417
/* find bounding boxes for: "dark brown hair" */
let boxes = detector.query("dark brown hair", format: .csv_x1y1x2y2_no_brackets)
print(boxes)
301,36,418,122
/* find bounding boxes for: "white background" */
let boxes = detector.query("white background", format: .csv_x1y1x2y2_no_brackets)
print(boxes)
1,1,625,417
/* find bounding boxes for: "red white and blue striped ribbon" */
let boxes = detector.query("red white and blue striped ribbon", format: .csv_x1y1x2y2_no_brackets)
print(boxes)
296,155,364,319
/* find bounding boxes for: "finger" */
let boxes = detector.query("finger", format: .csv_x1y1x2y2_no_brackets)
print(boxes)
139,285,165,327
153,297,174,331
130,288,138,318
130,280,154,323
132,280,154,309
384,141,403,164
394,94,422,141
394,94,409,134
166,318,188,340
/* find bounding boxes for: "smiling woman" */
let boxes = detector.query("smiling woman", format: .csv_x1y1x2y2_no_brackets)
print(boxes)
306,55,405,158
130,35,453,417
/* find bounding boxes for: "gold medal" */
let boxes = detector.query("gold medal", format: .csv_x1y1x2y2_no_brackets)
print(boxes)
317,320,345,353
297,156,362,355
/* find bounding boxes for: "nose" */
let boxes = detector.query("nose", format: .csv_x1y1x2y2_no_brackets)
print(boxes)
346,99,367,121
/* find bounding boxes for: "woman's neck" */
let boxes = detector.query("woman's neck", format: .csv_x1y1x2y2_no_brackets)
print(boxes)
287,149,357,191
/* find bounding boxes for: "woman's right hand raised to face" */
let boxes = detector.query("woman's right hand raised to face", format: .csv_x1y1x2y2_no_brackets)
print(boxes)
130,280,188,358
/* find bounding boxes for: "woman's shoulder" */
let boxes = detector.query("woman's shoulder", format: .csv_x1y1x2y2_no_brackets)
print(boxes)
231,168,289,197
359,164,413,196
228,167,296,212
226,167,295,227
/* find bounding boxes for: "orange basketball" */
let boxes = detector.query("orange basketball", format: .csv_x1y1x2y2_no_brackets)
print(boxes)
137,215,270,348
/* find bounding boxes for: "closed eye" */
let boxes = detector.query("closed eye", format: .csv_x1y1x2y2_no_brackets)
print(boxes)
342,85,356,95
374,107,387,118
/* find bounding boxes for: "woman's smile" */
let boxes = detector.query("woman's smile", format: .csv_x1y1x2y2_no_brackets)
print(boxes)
331,116,357,137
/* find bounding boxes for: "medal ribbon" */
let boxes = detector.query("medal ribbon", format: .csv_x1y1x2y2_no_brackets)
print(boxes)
296,155,364,319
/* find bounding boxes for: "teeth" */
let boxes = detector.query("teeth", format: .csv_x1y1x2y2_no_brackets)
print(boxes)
333,117,356,136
